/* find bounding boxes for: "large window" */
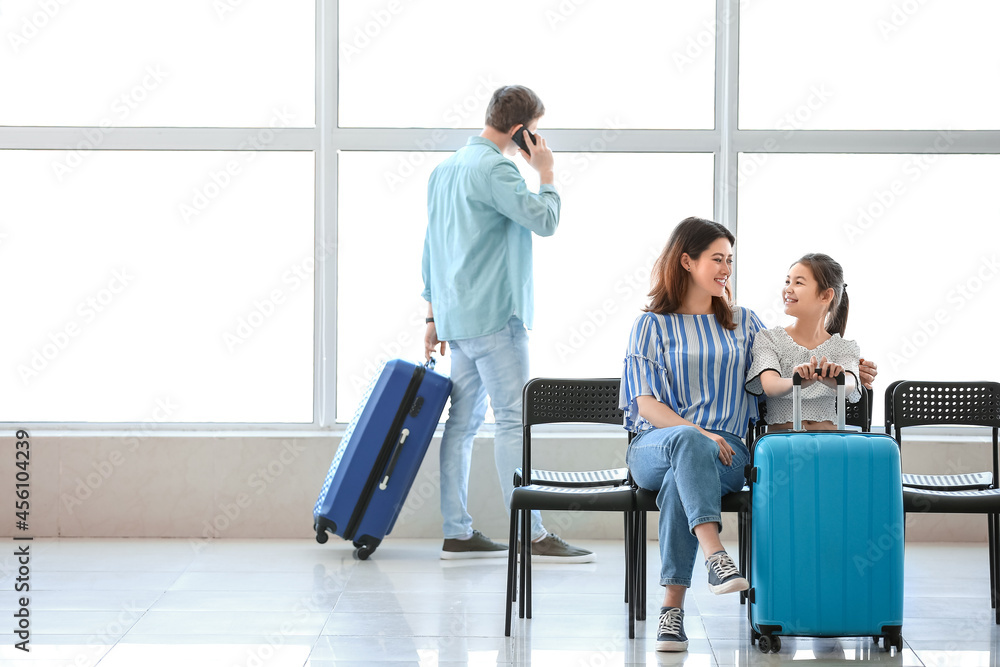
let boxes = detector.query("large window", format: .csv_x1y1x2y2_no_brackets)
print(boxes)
4,0,999,429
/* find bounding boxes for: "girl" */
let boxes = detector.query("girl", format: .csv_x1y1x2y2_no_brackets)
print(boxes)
621,222,875,653
746,253,861,430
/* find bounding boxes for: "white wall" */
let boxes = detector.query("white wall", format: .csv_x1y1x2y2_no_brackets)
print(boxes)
3,432,989,547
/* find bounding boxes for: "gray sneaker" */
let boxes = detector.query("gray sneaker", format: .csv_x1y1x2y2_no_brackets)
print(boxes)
656,607,688,652
440,530,507,560
525,533,595,563
705,550,748,594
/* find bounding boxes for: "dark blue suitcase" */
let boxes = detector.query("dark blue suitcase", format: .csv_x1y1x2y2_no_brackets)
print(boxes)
313,359,451,559
748,374,904,653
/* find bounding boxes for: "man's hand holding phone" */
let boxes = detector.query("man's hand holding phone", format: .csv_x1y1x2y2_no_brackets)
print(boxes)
514,125,554,185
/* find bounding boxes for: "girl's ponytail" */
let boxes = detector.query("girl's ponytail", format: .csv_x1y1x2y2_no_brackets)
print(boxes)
827,285,849,337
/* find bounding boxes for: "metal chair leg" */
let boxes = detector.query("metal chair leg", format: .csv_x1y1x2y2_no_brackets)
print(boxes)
990,514,996,610
504,508,518,636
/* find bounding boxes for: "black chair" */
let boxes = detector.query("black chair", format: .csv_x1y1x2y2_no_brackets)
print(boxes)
891,381,1000,623
504,378,636,637
886,381,993,492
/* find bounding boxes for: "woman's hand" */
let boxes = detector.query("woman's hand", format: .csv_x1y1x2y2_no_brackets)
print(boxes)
859,357,878,389
700,428,735,466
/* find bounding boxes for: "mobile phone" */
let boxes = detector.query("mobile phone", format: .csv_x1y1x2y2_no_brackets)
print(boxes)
512,125,535,156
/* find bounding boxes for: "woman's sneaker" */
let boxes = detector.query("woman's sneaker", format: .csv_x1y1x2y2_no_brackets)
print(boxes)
705,550,749,594
440,530,507,559
656,607,688,652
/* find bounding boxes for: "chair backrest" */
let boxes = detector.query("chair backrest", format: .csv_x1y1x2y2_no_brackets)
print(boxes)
891,381,1000,483
521,378,625,484
883,380,905,434
522,378,624,428
844,385,873,432
892,381,1000,430
753,384,872,438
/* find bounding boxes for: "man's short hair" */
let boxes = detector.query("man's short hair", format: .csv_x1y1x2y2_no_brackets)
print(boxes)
484,85,545,133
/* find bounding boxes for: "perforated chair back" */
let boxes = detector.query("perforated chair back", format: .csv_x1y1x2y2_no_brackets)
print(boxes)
883,380,905,434
754,385,871,439
845,385,873,431
892,380,1000,491
521,378,624,487
523,378,624,428
892,381,1000,430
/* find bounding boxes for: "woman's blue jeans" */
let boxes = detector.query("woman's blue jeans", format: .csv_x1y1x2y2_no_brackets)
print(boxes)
626,425,749,587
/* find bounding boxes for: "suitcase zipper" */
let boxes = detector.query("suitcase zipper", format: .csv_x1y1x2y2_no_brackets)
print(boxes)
344,363,426,541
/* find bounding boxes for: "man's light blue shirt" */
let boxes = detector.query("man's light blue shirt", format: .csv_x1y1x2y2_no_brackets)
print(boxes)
422,136,560,341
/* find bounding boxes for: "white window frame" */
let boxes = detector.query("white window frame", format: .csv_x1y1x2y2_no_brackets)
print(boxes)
4,0,998,435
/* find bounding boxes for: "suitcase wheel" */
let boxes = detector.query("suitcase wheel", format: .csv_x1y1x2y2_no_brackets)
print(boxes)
353,544,374,560
757,634,780,654
882,632,903,652
315,530,329,544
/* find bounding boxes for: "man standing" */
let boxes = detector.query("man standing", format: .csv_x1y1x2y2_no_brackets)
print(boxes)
422,85,593,562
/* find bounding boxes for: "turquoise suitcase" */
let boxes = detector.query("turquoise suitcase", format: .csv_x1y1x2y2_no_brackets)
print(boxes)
748,374,904,653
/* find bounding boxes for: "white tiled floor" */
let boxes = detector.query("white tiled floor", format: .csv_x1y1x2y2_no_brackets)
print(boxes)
0,538,995,665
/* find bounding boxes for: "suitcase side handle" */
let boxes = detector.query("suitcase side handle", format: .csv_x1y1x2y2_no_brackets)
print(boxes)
380,428,410,490
792,370,846,431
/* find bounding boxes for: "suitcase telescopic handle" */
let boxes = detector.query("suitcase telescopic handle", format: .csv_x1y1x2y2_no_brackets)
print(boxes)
792,369,846,431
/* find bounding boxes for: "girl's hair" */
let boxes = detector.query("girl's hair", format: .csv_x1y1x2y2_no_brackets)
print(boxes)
793,253,849,336
645,216,736,330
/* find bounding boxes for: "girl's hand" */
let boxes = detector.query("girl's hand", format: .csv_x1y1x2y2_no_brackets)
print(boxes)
700,428,735,466
816,356,844,385
792,356,819,384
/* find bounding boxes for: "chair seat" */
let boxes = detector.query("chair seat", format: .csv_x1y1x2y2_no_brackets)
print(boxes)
510,483,635,512
903,487,1000,513
514,467,629,487
635,485,750,512
902,471,993,491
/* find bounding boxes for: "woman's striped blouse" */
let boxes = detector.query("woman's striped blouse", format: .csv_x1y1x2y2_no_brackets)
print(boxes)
620,306,765,436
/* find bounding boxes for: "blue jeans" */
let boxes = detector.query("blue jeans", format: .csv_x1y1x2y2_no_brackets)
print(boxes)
439,316,546,541
626,425,749,587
